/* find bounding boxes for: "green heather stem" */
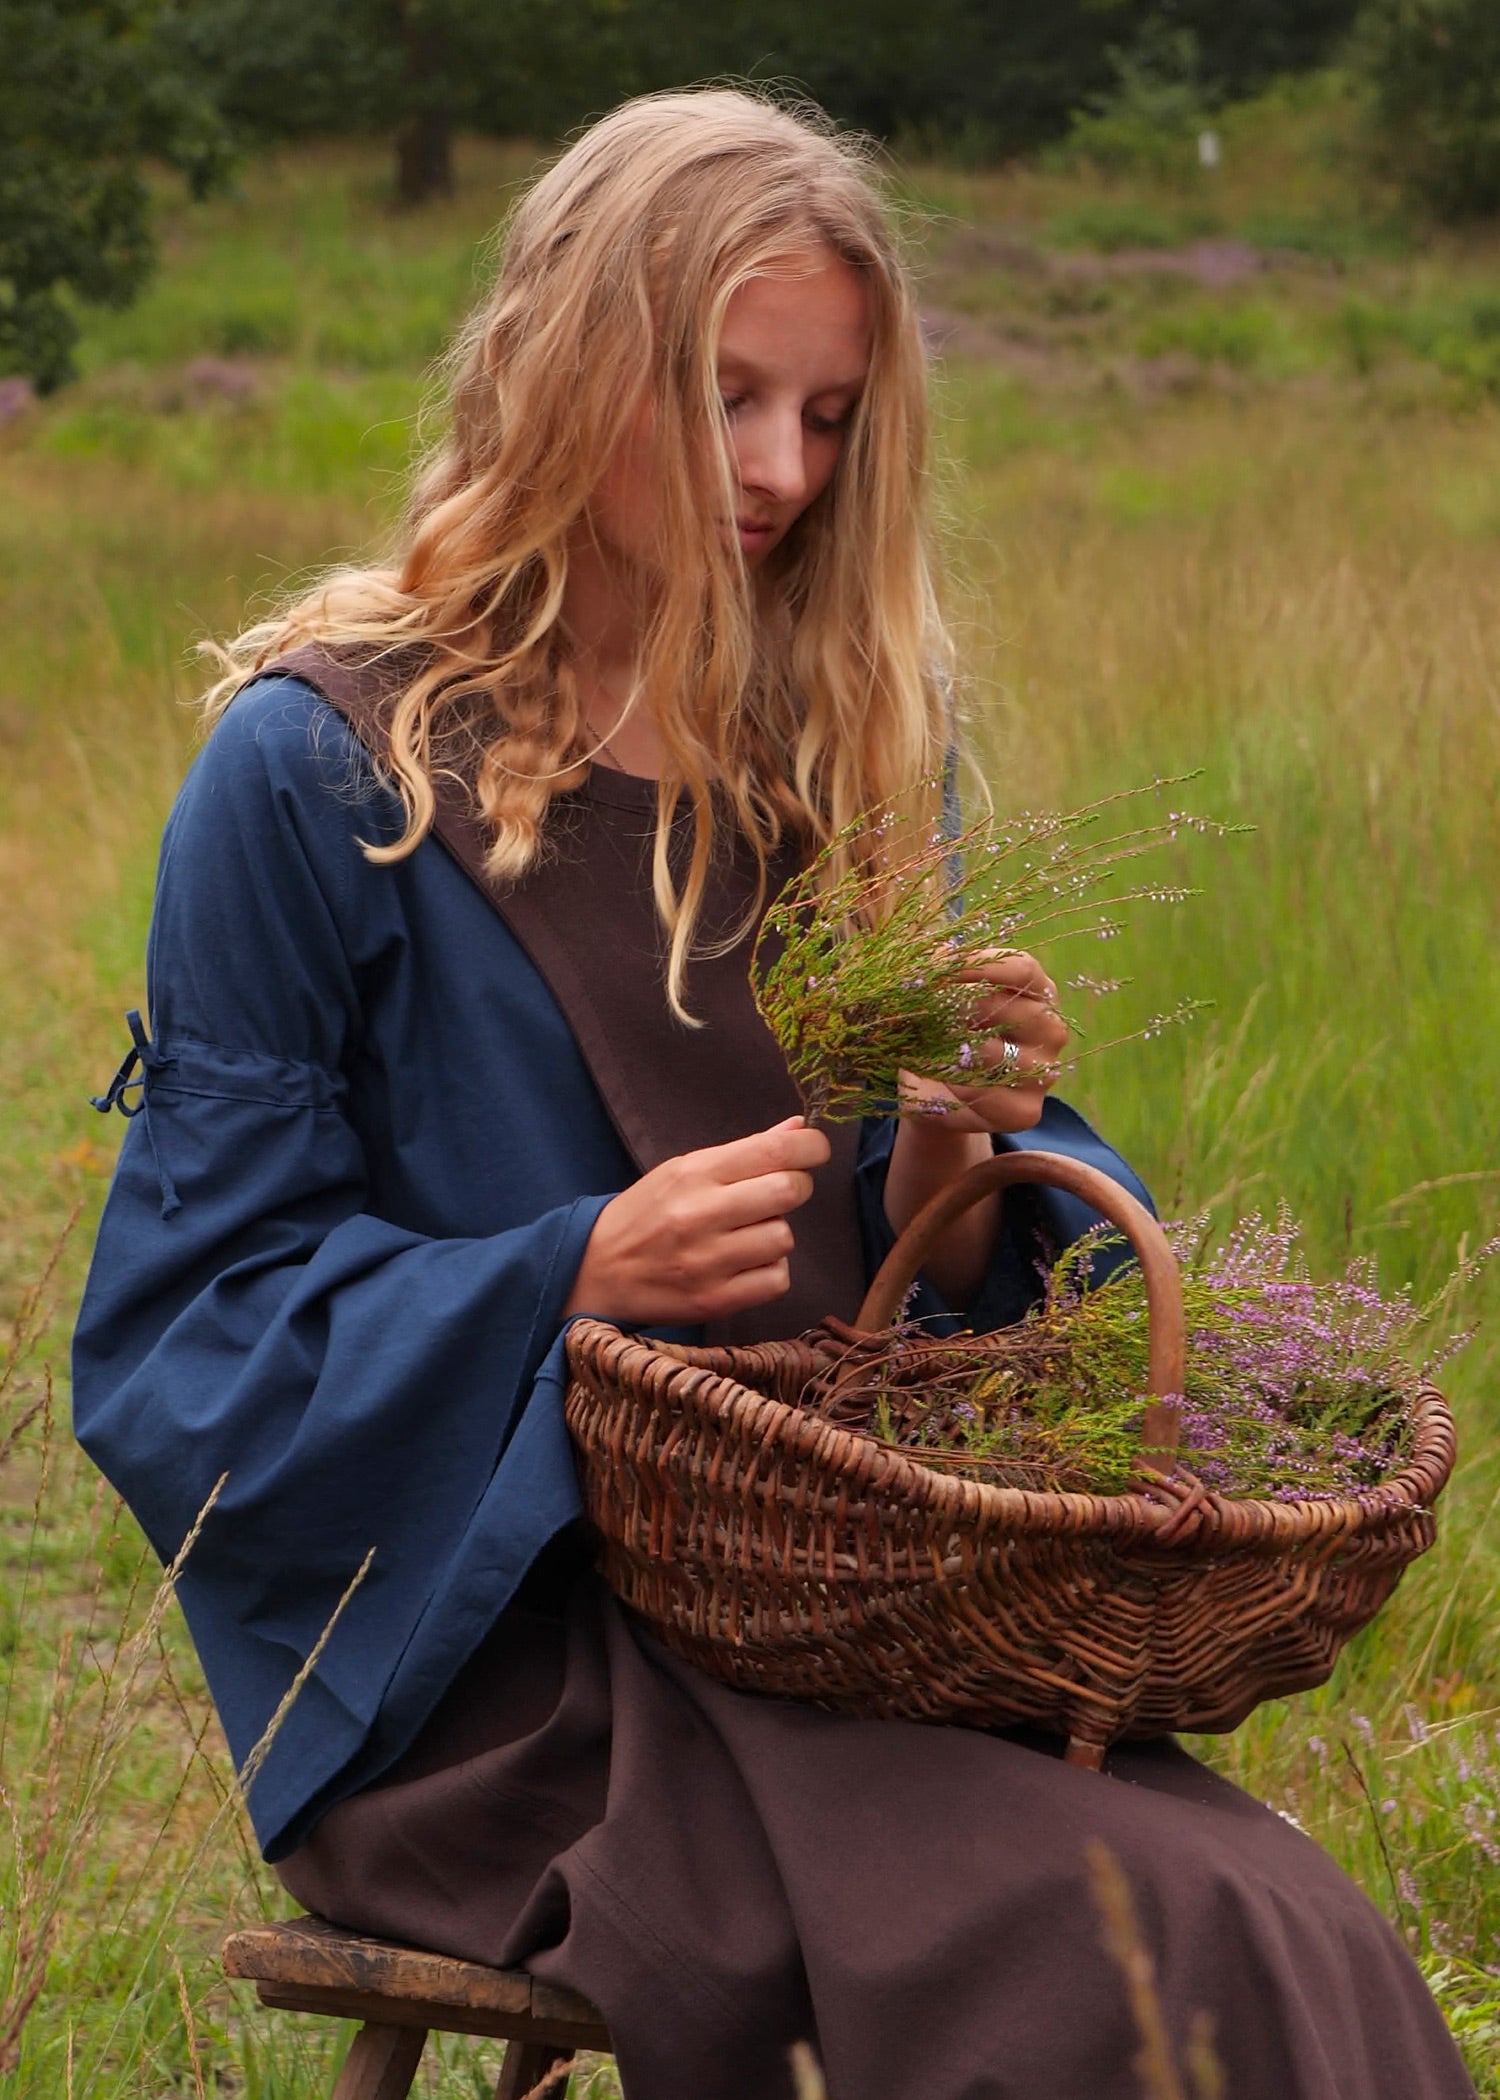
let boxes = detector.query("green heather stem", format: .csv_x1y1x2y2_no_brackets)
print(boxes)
752,776,1245,1121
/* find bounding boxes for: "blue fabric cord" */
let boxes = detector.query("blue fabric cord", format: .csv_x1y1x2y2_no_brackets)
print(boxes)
89,1007,155,1117
90,1008,181,1217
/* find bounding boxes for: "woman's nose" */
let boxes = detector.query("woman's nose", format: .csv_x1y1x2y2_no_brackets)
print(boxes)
735,403,808,508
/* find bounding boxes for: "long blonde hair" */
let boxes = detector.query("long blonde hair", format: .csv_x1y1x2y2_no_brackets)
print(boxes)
206,87,954,1016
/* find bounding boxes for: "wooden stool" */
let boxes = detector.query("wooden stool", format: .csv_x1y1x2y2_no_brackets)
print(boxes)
223,1914,613,2099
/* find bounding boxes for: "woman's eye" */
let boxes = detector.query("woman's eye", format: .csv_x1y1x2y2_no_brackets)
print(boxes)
805,412,847,436
720,394,746,418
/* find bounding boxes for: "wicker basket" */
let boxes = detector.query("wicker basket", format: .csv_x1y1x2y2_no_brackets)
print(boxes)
564,1151,1456,1766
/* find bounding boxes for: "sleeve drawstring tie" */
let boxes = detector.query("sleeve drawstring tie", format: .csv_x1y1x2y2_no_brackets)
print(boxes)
90,1008,155,1119
90,1010,181,1217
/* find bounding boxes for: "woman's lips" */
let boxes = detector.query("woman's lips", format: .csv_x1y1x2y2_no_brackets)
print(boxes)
736,517,776,553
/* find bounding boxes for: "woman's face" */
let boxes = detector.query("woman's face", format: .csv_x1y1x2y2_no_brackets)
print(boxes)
589,249,873,572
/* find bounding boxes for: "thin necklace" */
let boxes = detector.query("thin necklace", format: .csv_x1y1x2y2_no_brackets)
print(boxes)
584,713,630,772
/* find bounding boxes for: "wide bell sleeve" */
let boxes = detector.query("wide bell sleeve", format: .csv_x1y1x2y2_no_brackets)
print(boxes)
854,1099,1156,1334
72,686,612,1859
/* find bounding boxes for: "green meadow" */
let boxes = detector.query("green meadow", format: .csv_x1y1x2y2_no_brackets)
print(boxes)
4,91,1500,2091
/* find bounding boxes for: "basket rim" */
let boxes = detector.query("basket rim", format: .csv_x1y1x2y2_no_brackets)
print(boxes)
564,1317,1457,1549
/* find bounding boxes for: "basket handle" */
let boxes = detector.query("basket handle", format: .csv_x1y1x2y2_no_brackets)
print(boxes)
855,1148,1184,1463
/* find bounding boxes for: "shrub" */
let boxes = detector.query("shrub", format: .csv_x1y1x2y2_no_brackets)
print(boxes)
1355,0,1500,219
1136,300,1304,374
1241,211,1411,263
1336,287,1500,394
1337,292,1406,373
0,0,228,389
1046,199,1203,252
209,294,300,358
1054,24,1213,185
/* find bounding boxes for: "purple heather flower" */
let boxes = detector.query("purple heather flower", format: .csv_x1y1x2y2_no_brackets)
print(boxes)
1461,1802,1500,1865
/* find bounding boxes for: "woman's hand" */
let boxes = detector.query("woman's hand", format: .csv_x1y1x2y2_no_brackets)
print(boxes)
564,1115,831,1326
884,950,1067,1310
898,948,1067,1136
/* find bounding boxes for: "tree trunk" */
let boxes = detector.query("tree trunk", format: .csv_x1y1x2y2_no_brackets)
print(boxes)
395,105,453,206
394,0,455,207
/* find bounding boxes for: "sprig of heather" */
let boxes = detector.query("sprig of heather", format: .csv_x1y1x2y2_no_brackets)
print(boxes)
751,774,1244,1122
810,1215,1495,1501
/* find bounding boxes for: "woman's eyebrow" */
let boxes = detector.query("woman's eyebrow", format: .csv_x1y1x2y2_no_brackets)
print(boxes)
717,355,867,396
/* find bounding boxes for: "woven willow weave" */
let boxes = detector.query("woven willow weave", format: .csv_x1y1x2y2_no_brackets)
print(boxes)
563,1152,1457,1766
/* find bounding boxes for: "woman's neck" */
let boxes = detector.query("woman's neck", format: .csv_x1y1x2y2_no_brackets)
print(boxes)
563,528,668,779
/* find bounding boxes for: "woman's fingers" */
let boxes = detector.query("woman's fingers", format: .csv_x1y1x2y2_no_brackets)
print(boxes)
958,1023,1061,1113
681,1115,827,1231
710,1169,815,1231
668,1213,796,1276
564,1115,831,1324
955,947,1056,998
895,946,1066,1137
971,981,1062,1040
701,1116,831,1184
952,949,1067,1073
972,1023,1066,1076
661,1118,822,1236
697,1256,793,1317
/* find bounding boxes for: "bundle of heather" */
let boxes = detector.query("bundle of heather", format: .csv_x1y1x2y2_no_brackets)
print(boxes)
807,1213,1492,1503
751,776,1243,1123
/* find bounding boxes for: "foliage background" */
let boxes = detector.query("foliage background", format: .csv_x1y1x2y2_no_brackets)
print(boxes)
0,0,227,387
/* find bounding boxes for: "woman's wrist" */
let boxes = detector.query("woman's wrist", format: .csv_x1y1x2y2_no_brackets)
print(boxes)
884,1115,998,1314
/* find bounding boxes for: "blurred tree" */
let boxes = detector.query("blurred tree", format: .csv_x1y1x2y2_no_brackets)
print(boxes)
1060,21,1210,182
0,0,228,388
577,0,1363,157
1355,0,1500,219
154,0,1368,203
1170,0,1362,99
769,0,1133,155
158,0,547,204
592,0,1145,158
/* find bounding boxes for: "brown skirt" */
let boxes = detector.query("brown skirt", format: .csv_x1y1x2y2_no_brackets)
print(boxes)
277,1565,1473,2100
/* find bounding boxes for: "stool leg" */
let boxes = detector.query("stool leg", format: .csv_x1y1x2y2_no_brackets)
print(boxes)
493,2040,574,2100
331,2021,428,2100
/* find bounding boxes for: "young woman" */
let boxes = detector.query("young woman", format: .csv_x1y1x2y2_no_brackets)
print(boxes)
75,90,1471,2100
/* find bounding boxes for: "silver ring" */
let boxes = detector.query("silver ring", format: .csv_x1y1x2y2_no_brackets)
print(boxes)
999,1037,1022,1072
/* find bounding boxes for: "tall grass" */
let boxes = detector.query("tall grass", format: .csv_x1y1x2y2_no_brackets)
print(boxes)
2,131,1499,2090
936,367,1500,2068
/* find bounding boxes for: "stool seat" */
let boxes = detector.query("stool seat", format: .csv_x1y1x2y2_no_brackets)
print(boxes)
224,1914,611,2099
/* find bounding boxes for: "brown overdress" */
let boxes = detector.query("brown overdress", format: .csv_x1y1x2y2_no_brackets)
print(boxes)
280,1563,1473,2099
269,649,1474,2099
